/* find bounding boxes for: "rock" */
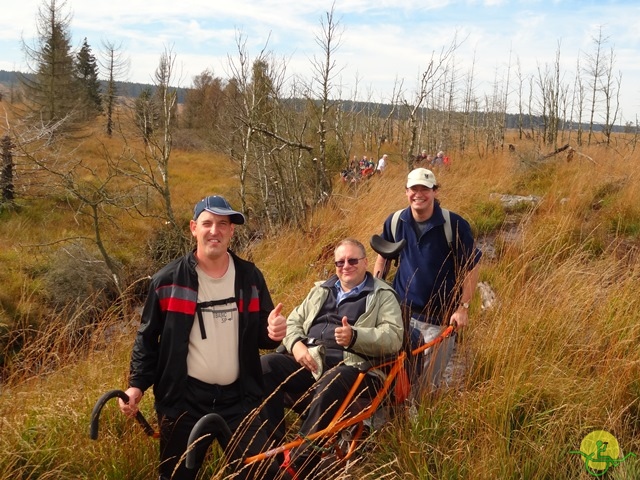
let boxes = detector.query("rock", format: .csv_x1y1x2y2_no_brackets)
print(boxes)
477,281,498,311
489,193,542,211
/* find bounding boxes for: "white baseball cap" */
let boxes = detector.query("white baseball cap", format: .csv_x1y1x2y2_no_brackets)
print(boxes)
406,168,437,188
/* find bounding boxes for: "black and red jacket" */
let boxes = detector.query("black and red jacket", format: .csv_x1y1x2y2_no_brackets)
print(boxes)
128,249,278,417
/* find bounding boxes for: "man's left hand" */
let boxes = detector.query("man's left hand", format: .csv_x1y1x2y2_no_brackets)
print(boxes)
335,316,352,347
450,307,469,329
268,303,287,341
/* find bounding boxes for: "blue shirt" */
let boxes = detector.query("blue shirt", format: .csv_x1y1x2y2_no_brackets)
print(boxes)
381,203,481,323
335,276,367,305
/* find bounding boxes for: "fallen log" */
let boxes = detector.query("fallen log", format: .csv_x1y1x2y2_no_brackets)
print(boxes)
541,143,570,159
539,143,595,164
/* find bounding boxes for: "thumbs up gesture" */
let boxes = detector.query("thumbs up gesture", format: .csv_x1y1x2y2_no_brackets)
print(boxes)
335,316,353,347
267,303,287,341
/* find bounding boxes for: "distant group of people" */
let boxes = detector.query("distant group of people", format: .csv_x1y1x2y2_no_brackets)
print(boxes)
117,165,481,479
341,153,389,183
415,149,450,169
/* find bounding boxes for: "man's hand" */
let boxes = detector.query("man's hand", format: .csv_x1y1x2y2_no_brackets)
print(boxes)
118,387,143,418
335,316,353,347
291,341,318,374
268,303,287,341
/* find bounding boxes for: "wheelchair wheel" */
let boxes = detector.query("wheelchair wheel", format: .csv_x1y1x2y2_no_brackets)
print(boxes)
334,421,369,460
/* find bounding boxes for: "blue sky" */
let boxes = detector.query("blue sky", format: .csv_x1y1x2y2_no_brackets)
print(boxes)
2,0,640,123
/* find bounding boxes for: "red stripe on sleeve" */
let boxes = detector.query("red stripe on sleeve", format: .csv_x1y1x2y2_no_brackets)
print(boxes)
159,297,197,315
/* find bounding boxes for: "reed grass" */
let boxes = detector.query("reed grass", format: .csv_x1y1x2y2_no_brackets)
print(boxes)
1,133,639,479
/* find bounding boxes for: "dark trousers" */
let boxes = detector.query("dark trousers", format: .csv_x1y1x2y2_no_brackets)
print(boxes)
261,352,381,477
158,377,279,480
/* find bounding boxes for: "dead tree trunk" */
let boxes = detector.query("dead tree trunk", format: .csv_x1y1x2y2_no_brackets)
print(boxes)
1,135,15,205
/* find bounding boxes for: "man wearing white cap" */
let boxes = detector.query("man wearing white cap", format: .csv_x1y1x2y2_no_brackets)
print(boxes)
374,168,481,391
119,195,286,480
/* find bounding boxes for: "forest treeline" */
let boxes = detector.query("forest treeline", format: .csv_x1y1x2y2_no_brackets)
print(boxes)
0,70,190,104
2,69,632,135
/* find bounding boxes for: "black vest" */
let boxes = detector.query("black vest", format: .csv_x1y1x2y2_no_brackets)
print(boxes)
306,274,374,367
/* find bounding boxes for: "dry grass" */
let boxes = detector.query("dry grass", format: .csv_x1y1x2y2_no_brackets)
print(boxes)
345,140,640,479
1,132,640,478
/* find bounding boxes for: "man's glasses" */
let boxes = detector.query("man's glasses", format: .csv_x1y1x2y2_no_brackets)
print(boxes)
334,257,366,268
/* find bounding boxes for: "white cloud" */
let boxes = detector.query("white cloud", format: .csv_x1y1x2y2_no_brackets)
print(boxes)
1,0,639,121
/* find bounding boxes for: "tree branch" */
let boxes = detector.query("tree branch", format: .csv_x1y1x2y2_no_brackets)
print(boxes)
250,122,314,152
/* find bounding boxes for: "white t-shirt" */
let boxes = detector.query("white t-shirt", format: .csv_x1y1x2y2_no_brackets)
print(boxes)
377,157,387,171
187,256,239,385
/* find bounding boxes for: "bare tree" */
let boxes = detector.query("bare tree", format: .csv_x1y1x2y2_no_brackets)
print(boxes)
225,33,271,220
536,43,563,147
0,105,72,200
601,46,621,145
480,67,507,155
99,40,129,136
460,53,478,151
500,46,513,149
44,155,130,291
570,57,585,146
307,4,344,200
1,135,15,207
226,33,313,231
133,87,157,146
373,82,401,161
332,77,364,166
361,88,379,155
527,75,536,141
535,62,549,142
402,36,460,170
515,57,525,141
117,46,184,258
440,55,459,150
584,26,608,145
9,127,137,291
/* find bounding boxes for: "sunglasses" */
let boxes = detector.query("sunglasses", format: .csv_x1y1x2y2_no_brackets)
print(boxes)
334,257,366,268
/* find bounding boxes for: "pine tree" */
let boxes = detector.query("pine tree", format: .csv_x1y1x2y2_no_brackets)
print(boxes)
75,37,102,118
20,0,80,127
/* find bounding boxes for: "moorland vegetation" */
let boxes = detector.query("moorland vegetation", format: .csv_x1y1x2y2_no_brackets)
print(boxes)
0,123,639,479
0,2,639,478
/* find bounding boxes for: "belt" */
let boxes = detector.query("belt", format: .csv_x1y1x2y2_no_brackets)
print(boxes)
187,376,241,395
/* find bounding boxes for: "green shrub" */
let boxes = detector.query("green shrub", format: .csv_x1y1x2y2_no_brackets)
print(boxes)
43,243,119,313
472,200,505,235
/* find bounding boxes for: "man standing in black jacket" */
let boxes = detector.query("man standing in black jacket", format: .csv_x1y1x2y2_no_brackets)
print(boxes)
119,195,286,480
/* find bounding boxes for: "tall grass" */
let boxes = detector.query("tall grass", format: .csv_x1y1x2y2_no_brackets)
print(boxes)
350,143,640,479
1,137,639,479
